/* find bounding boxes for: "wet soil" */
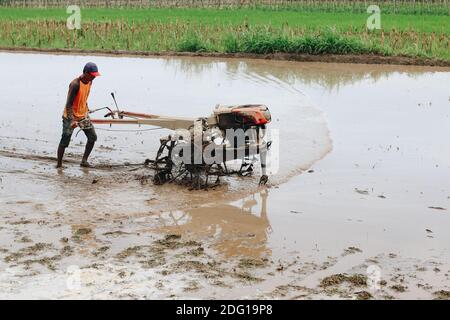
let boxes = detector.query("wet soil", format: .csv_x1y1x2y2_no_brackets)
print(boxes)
1,52,450,299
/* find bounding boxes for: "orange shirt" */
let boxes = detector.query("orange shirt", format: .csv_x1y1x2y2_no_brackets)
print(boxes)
64,80,91,120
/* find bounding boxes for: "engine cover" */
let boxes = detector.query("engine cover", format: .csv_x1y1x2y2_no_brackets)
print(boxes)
214,104,271,130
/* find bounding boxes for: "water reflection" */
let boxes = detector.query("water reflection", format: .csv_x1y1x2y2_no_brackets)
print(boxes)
163,57,447,92
156,189,272,258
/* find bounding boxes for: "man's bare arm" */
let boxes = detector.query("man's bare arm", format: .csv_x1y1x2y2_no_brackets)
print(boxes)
65,80,80,120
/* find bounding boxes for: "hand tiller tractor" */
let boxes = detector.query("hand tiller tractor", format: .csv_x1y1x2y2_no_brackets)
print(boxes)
89,94,272,189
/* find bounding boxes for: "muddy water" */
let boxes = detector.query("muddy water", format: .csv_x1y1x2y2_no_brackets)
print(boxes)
1,52,450,299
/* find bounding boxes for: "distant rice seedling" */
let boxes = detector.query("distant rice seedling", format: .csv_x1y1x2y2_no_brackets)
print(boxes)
0,1,448,60
0,19,448,60
1,0,449,15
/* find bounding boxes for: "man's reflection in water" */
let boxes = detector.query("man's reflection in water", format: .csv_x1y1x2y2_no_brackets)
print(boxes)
157,189,272,259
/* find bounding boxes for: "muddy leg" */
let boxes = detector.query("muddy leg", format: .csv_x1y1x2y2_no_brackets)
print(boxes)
81,140,95,165
58,118,73,168
81,128,97,166
56,144,66,168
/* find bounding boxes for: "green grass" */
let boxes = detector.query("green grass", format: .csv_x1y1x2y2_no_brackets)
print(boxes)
1,0,449,15
231,31,375,55
0,7,448,60
1,8,449,33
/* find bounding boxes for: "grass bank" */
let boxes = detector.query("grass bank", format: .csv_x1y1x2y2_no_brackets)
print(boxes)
0,7,448,62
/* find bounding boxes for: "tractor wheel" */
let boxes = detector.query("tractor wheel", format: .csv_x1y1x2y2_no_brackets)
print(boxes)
153,171,167,185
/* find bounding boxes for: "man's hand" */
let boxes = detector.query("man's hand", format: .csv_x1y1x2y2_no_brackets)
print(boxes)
70,119,78,129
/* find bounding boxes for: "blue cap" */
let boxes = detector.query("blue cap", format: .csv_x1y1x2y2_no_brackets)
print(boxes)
83,62,100,76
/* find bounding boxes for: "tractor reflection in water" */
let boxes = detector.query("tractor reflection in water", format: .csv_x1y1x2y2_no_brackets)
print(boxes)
155,189,272,258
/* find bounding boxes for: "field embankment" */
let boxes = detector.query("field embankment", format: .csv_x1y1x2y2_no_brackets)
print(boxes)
0,2,449,64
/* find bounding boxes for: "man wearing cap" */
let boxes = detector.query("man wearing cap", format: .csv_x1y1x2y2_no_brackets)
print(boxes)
57,62,100,168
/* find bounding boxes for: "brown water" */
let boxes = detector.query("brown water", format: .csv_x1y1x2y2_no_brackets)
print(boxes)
1,52,450,299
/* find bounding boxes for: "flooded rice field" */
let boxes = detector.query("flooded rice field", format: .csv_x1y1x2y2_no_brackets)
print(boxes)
0,52,450,299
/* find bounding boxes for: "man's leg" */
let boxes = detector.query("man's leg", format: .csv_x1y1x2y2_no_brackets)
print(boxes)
81,127,97,167
57,118,73,168
57,144,66,168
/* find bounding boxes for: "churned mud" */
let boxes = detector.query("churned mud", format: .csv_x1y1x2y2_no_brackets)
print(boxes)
1,52,450,299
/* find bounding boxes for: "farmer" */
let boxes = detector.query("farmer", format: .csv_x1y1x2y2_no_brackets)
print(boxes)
56,62,100,169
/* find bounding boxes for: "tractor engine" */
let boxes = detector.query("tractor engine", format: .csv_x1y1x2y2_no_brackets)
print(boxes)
214,105,272,130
